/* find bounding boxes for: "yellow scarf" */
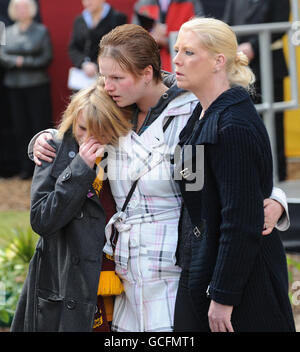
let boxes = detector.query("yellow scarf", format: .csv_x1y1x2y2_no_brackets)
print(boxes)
92,157,124,329
92,157,104,197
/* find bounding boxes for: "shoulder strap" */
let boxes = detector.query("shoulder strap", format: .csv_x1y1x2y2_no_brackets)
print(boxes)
121,115,175,212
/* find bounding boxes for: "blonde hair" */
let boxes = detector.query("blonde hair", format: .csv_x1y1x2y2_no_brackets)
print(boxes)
180,17,255,89
8,0,38,21
58,78,132,145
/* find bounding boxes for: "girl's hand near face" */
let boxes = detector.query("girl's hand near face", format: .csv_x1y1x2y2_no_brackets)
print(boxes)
79,137,105,169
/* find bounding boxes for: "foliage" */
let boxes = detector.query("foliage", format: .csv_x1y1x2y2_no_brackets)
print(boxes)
0,211,30,236
287,254,300,305
287,255,300,282
0,226,38,327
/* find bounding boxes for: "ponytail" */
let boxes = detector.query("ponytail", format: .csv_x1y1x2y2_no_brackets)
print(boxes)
228,51,255,90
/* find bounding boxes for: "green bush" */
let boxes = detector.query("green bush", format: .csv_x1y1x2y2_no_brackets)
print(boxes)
0,226,38,327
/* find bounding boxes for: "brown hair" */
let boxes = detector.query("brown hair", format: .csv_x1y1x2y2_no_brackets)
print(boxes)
57,78,132,145
98,24,162,83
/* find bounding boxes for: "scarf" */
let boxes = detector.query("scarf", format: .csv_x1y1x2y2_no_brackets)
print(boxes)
92,157,124,332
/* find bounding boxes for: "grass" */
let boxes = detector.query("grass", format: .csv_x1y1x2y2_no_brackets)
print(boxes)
0,211,31,247
0,211,30,229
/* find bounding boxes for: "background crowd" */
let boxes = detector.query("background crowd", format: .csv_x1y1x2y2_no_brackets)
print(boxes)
0,0,293,181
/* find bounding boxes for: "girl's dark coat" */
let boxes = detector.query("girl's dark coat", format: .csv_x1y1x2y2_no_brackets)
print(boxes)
11,129,106,332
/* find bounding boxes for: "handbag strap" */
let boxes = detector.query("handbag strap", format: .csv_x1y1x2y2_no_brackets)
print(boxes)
121,115,175,213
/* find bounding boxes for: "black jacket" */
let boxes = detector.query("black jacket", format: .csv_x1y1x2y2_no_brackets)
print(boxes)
11,129,106,332
68,7,127,67
175,86,295,331
223,0,290,80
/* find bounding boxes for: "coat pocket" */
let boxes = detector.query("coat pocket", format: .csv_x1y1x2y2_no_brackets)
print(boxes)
36,296,63,332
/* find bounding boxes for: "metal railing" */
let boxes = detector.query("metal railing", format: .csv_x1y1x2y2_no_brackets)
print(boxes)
169,0,300,182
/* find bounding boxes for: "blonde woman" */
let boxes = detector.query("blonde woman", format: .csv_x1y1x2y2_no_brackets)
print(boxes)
173,17,295,332
11,80,131,332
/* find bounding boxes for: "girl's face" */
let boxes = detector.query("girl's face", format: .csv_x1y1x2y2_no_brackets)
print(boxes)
173,29,216,93
74,112,110,146
99,57,146,108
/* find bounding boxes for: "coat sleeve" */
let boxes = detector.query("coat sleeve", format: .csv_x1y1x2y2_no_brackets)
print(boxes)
0,46,18,69
22,27,53,69
207,124,269,306
270,186,290,231
68,18,87,68
222,0,234,25
30,152,96,237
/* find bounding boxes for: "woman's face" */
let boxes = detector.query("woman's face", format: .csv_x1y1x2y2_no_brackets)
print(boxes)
173,29,216,93
82,0,104,14
74,112,110,146
99,57,146,108
14,0,33,22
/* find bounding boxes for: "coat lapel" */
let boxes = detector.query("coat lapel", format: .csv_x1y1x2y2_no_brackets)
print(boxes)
50,129,79,179
118,92,197,181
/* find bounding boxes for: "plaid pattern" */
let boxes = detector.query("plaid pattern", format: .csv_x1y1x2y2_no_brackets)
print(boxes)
103,92,198,331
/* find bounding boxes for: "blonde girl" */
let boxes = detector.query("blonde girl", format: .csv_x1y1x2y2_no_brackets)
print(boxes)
11,80,131,332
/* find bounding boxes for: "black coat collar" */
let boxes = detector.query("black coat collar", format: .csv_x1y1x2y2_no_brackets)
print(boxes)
179,86,250,146
50,128,79,179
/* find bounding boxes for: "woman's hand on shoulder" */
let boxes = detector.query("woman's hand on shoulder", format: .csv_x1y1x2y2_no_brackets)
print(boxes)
262,198,284,235
33,133,56,166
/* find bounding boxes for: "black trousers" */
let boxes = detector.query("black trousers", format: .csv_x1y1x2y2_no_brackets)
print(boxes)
8,83,53,175
0,72,18,177
174,269,210,332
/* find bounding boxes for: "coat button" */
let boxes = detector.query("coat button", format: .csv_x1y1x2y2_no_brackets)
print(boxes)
66,299,76,310
62,170,71,181
71,255,80,265
68,151,76,158
76,210,84,219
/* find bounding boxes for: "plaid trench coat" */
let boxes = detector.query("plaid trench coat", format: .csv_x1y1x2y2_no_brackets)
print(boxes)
103,91,198,332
